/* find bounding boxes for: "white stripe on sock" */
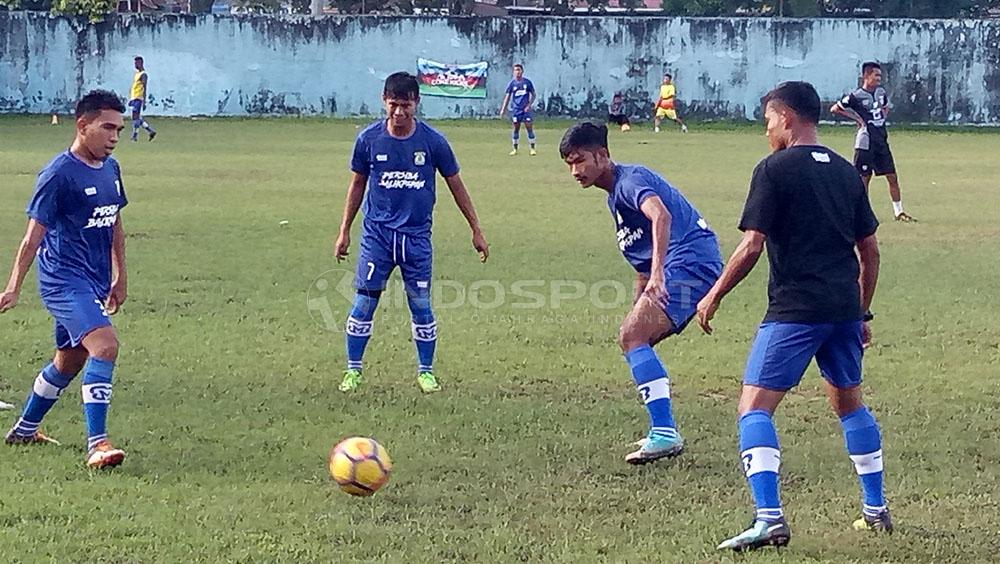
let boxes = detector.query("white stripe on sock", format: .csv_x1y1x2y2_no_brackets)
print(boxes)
850,449,884,475
742,447,781,477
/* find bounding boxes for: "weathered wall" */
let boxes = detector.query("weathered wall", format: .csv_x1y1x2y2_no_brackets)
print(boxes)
1,13,998,122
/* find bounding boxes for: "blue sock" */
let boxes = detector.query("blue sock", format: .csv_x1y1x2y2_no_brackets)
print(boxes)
142,121,156,134
12,363,74,437
345,292,379,372
841,406,886,516
512,131,519,149
625,345,677,440
739,410,783,522
82,358,114,451
527,130,536,148
131,119,141,138
407,292,436,373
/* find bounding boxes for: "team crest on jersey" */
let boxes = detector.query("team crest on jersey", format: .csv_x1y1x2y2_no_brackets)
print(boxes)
414,151,426,166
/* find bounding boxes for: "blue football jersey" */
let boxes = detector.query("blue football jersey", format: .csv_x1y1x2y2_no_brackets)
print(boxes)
351,121,460,235
607,164,721,273
26,151,128,297
505,78,535,113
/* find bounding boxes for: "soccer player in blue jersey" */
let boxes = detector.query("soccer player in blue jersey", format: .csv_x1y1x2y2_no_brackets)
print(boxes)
498,63,537,156
1,90,130,469
334,72,490,394
559,122,723,464
696,82,888,551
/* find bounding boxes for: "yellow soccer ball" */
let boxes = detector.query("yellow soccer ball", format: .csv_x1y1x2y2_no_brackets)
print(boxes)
329,437,392,496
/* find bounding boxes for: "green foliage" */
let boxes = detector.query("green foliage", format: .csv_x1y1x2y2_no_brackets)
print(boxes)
49,0,116,21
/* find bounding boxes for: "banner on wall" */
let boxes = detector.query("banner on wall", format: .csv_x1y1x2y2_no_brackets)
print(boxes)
416,58,488,99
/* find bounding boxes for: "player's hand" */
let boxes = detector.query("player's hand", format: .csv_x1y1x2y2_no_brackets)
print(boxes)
498,108,505,117
861,321,873,349
0,289,19,313
695,294,720,335
472,230,490,263
106,281,127,315
642,272,668,307
334,232,351,263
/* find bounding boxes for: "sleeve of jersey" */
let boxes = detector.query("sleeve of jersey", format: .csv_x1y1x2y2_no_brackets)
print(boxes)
433,134,460,178
505,81,515,94
25,169,62,228
853,182,880,239
527,80,535,93
621,173,658,211
738,160,779,234
840,93,861,114
350,133,370,175
115,161,129,208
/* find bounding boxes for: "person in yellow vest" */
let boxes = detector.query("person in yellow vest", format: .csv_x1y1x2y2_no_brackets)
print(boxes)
128,56,157,142
653,73,688,134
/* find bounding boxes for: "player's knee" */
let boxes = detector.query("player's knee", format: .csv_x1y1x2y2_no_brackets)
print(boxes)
85,332,119,361
618,324,646,353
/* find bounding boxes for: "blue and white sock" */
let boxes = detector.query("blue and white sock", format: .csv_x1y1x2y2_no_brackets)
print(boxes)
131,119,141,139
511,131,519,150
527,130,536,149
82,358,114,451
408,293,436,373
625,345,677,441
142,121,155,134
841,406,886,517
345,292,379,372
739,410,783,523
12,364,73,437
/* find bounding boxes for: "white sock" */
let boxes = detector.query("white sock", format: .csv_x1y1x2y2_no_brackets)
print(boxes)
892,201,904,216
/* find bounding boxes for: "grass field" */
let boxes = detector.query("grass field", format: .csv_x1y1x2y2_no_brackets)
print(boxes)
1,115,999,563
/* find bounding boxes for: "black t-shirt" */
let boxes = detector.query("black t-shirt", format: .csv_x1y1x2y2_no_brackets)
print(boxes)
739,145,879,323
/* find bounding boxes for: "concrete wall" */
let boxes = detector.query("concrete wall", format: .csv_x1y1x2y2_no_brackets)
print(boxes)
1,13,998,123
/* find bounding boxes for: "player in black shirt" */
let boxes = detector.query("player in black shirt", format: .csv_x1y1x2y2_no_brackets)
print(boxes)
696,81,891,551
832,61,915,222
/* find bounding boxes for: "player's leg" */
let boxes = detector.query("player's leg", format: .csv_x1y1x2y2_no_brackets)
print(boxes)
525,119,537,155
884,170,913,222
510,120,521,155
816,320,891,532
79,325,126,468
5,338,87,446
400,234,438,393
718,322,827,552
130,101,142,141
654,109,663,133
670,110,688,133
854,149,875,191
341,230,393,392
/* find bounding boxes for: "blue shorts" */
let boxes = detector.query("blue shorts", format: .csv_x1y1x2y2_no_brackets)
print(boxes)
354,228,432,294
743,321,864,391
41,288,112,349
512,111,533,124
661,260,722,335
128,99,143,116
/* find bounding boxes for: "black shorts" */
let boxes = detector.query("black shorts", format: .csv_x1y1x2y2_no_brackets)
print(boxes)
608,114,629,126
854,140,896,177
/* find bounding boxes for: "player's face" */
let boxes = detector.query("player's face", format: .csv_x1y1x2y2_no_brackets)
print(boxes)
78,109,125,159
764,102,791,152
383,96,417,128
663,76,672,84
864,68,882,88
564,148,609,189
513,66,523,80
134,59,143,71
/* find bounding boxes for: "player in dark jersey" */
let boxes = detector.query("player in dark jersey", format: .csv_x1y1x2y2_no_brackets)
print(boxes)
2,90,130,469
335,72,489,394
560,122,722,464
698,81,890,551
832,61,915,222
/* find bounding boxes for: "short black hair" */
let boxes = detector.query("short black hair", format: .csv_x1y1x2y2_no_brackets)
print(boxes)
761,81,820,125
862,61,881,75
513,63,523,70
383,72,420,101
664,73,672,79
559,122,609,159
134,55,143,62
75,89,125,119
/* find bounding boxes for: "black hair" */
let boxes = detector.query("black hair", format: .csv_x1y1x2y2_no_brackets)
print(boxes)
559,122,609,159
862,61,881,75
513,63,523,70
75,89,125,119
134,55,143,62
761,81,820,125
664,73,672,79
383,72,420,101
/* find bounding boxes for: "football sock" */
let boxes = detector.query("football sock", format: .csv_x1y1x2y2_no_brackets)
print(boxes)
131,119,141,139
82,358,114,451
511,131,519,149
892,201,904,216
407,291,436,373
142,121,156,134
625,345,677,440
840,406,886,516
527,130,536,149
346,292,379,372
739,410,783,522
12,363,73,437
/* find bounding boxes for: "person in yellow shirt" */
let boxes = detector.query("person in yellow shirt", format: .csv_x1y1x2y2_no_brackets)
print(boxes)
653,73,688,134
128,56,157,142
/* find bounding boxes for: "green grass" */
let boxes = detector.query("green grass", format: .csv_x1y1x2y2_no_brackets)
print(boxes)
1,115,999,562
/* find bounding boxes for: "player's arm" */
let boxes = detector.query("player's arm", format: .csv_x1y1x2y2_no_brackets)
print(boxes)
334,172,368,262
0,219,47,312
831,97,865,128
499,93,511,116
105,215,128,315
857,232,880,347
140,73,148,107
443,173,489,262
638,196,672,302
696,229,766,334
634,273,649,305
